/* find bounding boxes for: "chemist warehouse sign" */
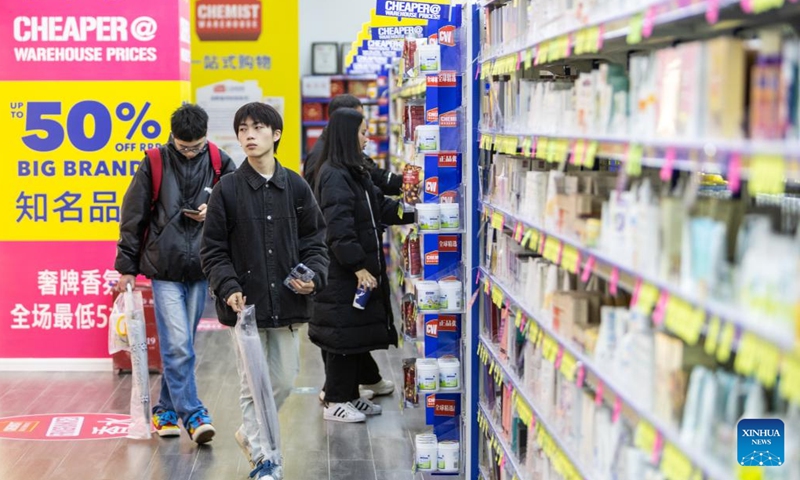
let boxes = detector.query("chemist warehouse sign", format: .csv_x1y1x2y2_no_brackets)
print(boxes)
376,0,451,21
0,0,190,81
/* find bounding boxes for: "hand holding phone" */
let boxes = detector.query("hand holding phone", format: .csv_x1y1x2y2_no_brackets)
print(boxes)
182,208,201,215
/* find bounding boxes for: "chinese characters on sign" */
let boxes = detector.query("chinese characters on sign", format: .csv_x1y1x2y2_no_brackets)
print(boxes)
202,54,271,70
8,268,119,330
16,191,120,223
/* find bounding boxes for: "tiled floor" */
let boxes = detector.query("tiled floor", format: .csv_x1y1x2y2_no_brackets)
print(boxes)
0,319,427,479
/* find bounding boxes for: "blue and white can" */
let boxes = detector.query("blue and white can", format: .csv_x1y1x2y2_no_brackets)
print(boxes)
353,285,371,310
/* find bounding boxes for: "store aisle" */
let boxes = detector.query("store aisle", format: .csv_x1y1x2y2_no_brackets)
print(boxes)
0,323,422,480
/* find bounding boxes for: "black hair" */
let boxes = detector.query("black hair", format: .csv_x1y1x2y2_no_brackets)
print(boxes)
316,108,365,176
328,94,363,115
171,104,208,141
233,102,284,153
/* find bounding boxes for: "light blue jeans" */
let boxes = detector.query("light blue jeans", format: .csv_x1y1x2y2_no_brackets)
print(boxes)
232,326,300,466
151,279,208,425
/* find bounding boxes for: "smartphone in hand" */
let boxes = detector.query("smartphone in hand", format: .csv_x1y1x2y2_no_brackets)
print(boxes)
182,208,201,215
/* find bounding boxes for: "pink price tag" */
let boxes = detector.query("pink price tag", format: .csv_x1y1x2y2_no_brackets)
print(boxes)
642,7,656,38
706,0,720,23
630,278,643,308
597,25,605,51
557,242,564,265
500,454,506,469
576,365,586,388
652,291,669,326
531,137,538,158
539,234,546,254
468,288,480,309
594,381,604,406
741,0,754,13
612,397,622,423
517,51,522,70
581,256,596,283
554,347,564,369
609,267,620,296
652,432,664,464
475,64,480,80
476,270,481,285
574,250,582,275
660,147,676,182
520,316,527,332
569,142,577,165
728,153,742,193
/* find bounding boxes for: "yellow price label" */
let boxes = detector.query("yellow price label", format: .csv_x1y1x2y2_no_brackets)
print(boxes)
585,140,599,168
748,154,785,196
543,237,561,263
753,0,788,14
734,333,759,377
705,316,721,356
521,229,533,249
491,285,504,307
634,421,657,452
523,48,533,69
754,339,780,389
483,278,490,295
521,136,533,156
515,309,523,328
660,443,694,480
636,282,659,314
561,245,580,274
491,211,505,231
717,322,736,363
627,13,644,45
559,351,577,381
626,144,643,176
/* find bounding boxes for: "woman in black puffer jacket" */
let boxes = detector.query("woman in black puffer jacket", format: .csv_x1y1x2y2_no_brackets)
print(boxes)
310,108,414,423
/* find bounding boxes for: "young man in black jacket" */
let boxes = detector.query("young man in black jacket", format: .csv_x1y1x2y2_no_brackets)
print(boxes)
303,94,402,196
115,104,235,444
201,102,328,480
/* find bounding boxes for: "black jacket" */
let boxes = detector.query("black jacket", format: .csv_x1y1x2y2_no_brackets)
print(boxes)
201,159,329,329
115,144,235,281
309,163,414,354
304,129,402,196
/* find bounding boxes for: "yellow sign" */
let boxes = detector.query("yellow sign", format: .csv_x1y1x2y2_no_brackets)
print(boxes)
191,0,300,171
1,81,190,241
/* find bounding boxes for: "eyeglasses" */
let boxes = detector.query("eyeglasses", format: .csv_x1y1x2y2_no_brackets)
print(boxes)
172,139,207,154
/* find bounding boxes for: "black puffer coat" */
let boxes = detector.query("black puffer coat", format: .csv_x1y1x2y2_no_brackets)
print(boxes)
115,144,235,281
310,163,413,354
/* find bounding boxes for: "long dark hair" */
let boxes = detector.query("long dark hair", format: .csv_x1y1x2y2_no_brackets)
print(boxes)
316,108,365,178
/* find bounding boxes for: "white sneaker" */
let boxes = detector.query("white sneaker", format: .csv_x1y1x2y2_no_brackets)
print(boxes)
323,402,366,423
234,427,256,469
319,389,374,403
361,379,394,396
352,397,382,416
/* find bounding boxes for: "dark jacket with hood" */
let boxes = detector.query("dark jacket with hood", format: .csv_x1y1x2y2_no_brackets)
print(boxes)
304,128,402,196
201,159,329,329
115,143,235,281
309,162,413,354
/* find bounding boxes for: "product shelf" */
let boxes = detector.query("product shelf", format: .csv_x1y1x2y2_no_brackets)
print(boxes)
479,0,800,66
479,335,594,480
480,200,798,355
477,402,529,480
478,128,800,180
478,268,733,480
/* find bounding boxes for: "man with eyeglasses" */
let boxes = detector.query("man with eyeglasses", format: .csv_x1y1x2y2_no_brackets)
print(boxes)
115,104,235,444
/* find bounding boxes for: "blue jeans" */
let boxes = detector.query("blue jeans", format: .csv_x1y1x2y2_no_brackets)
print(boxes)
151,279,208,425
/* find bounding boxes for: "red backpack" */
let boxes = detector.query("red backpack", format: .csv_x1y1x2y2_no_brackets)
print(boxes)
145,142,223,205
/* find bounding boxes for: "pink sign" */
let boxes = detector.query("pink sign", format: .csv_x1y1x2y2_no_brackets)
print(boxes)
0,413,135,440
0,0,190,81
0,241,118,358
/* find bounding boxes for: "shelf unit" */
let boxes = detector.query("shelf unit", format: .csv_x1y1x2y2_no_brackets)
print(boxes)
470,1,800,479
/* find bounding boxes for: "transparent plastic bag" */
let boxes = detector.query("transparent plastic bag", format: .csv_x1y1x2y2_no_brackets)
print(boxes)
234,305,281,464
109,286,151,439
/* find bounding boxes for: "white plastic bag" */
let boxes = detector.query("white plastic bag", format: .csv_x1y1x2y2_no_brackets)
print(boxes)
234,305,281,465
108,286,151,439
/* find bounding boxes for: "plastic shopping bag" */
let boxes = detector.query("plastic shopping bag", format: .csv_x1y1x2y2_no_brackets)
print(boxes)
107,286,151,439
234,305,281,465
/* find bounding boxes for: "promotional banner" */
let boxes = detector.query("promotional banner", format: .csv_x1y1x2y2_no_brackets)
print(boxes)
0,0,191,366
191,0,300,170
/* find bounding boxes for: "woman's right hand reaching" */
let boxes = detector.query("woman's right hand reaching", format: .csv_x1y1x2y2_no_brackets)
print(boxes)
355,269,377,290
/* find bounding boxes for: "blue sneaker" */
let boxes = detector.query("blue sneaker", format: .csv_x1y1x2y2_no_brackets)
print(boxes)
186,409,215,444
152,409,180,437
249,460,283,480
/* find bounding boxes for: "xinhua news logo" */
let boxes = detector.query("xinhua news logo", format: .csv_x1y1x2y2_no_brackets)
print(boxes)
737,419,784,467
